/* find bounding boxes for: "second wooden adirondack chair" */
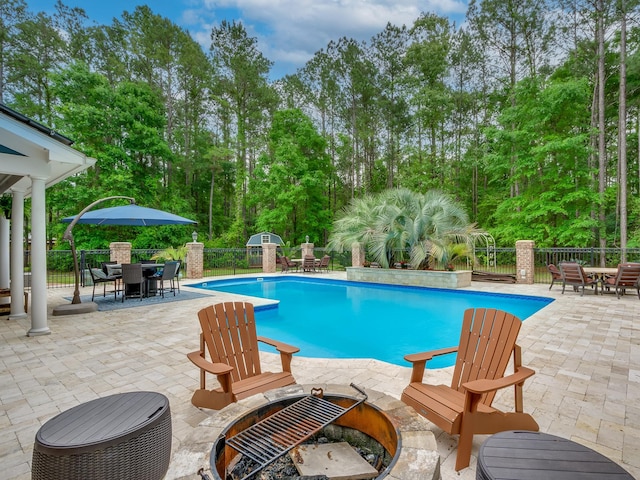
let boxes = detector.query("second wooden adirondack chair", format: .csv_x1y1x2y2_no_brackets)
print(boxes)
401,308,538,471
187,301,300,410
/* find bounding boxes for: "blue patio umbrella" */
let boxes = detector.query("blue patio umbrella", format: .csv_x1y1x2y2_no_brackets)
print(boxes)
58,198,197,308
62,204,196,226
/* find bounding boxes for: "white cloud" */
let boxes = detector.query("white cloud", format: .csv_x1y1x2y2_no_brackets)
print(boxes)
185,0,468,77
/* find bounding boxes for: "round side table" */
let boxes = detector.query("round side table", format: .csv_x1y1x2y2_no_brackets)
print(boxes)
477,430,634,479
32,391,172,480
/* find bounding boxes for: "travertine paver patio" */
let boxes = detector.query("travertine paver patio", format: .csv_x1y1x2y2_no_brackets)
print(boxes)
1,274,639,480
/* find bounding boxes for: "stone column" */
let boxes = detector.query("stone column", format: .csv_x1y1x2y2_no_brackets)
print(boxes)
352,243,365,267
516,240,535,284
186,242,203,279
262,243,277,273
301,242,314,258
9,187,26,319
0,214,9,288
28,177,49,336
110,242,131,264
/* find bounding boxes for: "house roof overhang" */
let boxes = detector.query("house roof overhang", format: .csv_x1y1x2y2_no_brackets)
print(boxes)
0,103,96,197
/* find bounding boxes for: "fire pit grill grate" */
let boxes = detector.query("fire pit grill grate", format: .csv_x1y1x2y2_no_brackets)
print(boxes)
225,383,367,480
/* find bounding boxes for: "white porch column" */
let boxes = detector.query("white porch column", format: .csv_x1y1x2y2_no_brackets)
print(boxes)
28,177,49,336
0,214,9,288
9,187,26,319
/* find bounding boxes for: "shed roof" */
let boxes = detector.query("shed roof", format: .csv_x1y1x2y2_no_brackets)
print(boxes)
246,232,283,246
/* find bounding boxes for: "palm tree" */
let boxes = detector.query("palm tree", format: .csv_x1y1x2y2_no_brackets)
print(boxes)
328,188,480,269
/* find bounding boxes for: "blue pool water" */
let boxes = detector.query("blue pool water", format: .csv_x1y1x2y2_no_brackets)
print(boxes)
191,277,553,368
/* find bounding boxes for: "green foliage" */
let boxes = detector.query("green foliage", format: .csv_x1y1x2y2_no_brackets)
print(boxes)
3,2,637,254
151,245,187,262
328,188,481,269
249,109,333,244
483,76,597,247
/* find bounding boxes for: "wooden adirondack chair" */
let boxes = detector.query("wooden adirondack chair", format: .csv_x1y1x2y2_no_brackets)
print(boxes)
187,302,300,410
603,263,640,299
559,262,599,296
401,308,539,471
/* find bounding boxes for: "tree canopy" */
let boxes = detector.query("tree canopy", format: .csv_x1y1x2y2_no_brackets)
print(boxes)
2,0,640,250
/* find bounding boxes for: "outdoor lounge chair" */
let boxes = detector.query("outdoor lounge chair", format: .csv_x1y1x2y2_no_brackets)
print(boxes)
603,263,640,299
302,255,316,272
280,256,298,272
317,255,330,273
89,267,119,301
401,308,539,471
187,301,300,410
559,262,599,296
546,263,562,290
121,263,145,302
152,261,179,298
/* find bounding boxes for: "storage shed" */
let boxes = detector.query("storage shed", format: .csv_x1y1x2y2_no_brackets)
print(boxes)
246,232,283,267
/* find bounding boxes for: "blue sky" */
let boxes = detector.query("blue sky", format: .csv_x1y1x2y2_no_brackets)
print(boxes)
27,0,469,79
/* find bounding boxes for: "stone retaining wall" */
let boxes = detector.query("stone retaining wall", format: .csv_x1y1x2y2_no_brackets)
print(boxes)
347,267,472,288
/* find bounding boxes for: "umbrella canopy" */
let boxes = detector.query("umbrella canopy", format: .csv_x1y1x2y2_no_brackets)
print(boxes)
62,204,196,226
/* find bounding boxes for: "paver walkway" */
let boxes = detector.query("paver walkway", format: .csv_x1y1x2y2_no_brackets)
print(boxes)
1,274,639,479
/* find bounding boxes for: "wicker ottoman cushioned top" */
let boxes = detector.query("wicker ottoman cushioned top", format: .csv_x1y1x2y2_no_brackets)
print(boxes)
32,391,171,480
477,430,634,480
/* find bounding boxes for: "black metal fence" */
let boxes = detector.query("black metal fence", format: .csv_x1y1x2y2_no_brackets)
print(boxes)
39,247,350,288
34,246,640,288
472,247,640,284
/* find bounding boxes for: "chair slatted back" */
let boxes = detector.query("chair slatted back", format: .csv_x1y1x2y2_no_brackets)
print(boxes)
198,302,262,383
614,263,640,287
547,264,561,280
559,262,582,282
302,255,316,270
319,255,330,268
450,308,522,406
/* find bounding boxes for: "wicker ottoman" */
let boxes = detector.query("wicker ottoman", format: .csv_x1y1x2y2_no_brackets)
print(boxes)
32,391,171,480
477,430,634,479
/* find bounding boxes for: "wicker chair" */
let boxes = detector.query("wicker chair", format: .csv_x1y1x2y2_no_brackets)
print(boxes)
121,263,145,302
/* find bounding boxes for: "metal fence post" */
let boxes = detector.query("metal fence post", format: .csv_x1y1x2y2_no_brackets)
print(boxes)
80,250,86,287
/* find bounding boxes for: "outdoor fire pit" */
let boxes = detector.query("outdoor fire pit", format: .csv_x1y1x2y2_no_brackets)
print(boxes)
202,384,439,480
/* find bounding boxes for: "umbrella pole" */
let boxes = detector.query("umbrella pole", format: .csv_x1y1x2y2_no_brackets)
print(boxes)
62,196,135,304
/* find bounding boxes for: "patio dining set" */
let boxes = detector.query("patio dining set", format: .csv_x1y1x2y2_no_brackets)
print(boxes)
89,260,181,302
280,254,331,273
548,261,640,298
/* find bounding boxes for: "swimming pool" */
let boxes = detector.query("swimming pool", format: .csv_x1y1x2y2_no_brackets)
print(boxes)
191,277,553,368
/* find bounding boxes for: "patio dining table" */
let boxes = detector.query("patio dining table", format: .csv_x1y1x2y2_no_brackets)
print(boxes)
114,263,165,298
582,266,618,282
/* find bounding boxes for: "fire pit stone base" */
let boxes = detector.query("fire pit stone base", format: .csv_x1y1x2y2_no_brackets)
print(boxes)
196,383,440,480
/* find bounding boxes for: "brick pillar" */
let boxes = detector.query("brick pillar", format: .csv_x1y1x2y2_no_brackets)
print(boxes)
301,242,314,258
110,242,131,264
516,240,535,284
352,243,365,267
262,243,277,273
186,242,203,279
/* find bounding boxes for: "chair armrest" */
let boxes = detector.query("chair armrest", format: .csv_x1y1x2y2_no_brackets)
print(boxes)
257,336,299,373
404,346,458,364
462,366,536,394
187,351,234,376
404,346,458,383
257,336,300,355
